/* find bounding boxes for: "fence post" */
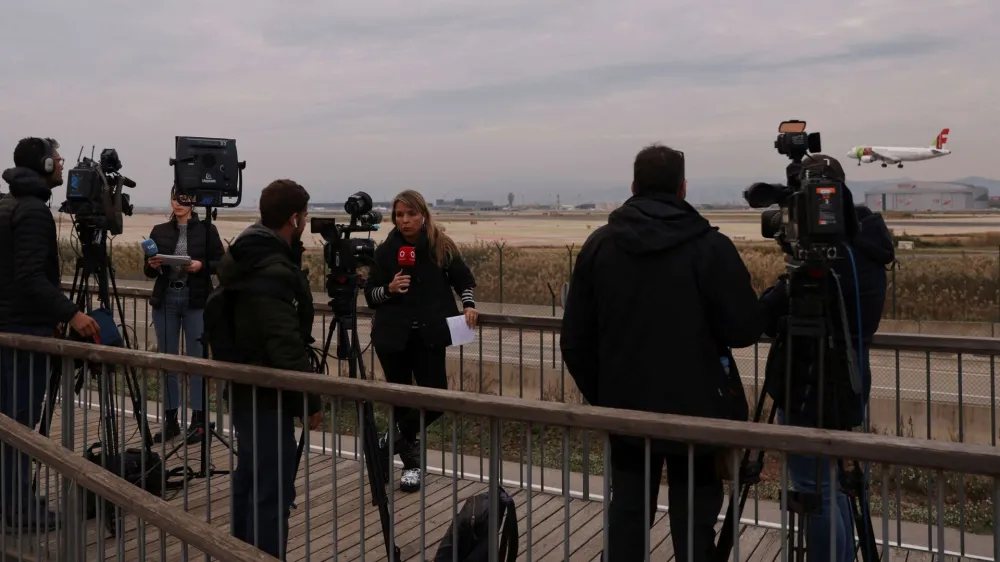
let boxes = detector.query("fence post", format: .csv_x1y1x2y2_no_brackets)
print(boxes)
547,283,556,316
495,242,506,307
566,244,575,281
892,264,897,319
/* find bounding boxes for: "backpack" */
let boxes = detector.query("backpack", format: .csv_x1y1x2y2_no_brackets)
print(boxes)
202,285,243,363
433,486,518,562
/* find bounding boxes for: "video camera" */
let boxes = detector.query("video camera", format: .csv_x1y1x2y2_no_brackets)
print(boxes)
743,120,857,262
59,148,135,236
310,191,384,309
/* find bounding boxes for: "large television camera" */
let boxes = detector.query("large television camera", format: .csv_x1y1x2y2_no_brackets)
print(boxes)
311,191,383,309
743,120,857,262
59,148,135,236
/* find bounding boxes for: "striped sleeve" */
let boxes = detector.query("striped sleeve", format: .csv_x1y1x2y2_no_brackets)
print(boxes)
460,287,476,309
370,285,392,305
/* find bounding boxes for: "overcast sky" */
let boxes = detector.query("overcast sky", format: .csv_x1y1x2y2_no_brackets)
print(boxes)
2,1,998,206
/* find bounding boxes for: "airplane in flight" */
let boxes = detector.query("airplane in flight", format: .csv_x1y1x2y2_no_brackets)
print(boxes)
846,128,951,169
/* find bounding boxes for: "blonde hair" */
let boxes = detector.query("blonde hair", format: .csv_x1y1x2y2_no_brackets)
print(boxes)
391,189,457,266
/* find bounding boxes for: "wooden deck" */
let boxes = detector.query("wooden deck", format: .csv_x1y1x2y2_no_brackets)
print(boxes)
3,408,946,562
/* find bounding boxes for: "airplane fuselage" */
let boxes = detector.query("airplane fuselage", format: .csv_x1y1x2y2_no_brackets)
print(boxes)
849,146,951,163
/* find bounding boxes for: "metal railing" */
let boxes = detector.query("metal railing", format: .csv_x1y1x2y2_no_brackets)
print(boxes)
3,333,1000,561
65,282,1000,448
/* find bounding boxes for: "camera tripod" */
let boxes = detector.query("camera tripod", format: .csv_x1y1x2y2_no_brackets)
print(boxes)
714,261,878,562
319,273,401,562
160,205,232,484
36,222,162,528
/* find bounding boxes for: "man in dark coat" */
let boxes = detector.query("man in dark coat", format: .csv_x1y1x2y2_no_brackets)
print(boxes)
561,143,764,561
217,179,323,560
0,137,98,531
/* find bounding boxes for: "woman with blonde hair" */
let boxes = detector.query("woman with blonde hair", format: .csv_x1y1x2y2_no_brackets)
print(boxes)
364,189,478,493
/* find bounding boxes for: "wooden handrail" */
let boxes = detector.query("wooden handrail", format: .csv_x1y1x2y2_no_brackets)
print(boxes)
0,413,278,562
4,333,1000,477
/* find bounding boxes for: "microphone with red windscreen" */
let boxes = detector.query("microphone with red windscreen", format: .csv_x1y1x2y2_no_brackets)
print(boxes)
397,246,416,275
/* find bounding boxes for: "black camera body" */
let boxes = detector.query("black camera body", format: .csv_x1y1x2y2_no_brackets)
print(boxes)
60,148,135,236
744,120,851,262
310,191,384,312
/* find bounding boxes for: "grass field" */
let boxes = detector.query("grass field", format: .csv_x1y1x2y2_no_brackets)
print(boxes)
64,235,1000,322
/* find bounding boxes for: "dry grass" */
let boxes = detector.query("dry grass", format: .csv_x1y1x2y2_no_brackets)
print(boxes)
62,239,1000,322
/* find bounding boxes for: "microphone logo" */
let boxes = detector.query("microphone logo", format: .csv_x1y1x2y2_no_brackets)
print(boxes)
398,246,416,268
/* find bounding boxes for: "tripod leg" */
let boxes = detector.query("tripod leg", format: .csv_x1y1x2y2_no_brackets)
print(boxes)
359,399,401,562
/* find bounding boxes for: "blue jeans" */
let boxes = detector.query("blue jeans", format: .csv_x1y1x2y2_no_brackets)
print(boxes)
151,287,204,412
779,409,855,562
1,325,55,517
230,405,298,560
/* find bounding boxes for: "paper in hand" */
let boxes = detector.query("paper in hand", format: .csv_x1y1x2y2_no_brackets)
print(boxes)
446,315,476,347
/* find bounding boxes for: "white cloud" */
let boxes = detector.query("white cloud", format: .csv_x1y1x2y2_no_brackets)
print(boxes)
1,0,997,205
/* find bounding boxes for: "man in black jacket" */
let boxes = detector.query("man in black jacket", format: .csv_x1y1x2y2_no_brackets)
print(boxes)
217,179,323,560
757,156,895,562
0,137,98,531
561,143,763,561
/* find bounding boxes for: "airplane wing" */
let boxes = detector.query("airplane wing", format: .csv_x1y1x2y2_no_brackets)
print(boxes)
868,148,900,164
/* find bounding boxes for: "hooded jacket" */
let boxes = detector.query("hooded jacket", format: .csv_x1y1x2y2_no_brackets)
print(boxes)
217,223,320,417
759,202,896,428
0,167,78,330
560,192,764,426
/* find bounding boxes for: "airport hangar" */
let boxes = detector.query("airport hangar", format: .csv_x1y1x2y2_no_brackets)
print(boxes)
864,182,989,211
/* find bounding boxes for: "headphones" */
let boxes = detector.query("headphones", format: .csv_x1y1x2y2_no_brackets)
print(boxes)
39,138,56,174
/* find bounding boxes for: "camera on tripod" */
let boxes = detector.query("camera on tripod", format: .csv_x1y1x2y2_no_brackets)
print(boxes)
310,191,383,306
59,148,136,236
743,120,850,262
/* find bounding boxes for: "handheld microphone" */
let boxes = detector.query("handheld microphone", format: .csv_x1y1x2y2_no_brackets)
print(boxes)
141,238,158,258
397,246,416,275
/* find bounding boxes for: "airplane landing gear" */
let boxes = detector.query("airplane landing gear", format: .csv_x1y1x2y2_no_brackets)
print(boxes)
897,163,904,168
881,163,888,168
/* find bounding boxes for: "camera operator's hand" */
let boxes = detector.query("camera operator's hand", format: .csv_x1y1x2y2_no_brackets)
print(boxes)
147,256,164,269
69,312,99,340
184,260,203,273
388,270,411,294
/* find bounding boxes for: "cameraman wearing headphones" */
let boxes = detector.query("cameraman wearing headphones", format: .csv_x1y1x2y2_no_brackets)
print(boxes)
0,137,99,531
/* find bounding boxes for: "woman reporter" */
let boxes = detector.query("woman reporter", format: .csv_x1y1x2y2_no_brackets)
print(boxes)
365,189,478,493
144,187,225,444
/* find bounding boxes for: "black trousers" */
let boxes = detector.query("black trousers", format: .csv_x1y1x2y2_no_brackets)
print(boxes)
230,405,298,561
375,328,448,442
607,436,724,562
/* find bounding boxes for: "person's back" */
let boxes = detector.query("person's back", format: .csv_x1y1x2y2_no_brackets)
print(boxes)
0,151,77,332
215,179,321,560
567,192,762,419
561,143,763,562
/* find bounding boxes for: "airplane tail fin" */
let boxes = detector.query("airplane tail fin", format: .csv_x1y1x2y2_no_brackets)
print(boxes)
934,128,950,149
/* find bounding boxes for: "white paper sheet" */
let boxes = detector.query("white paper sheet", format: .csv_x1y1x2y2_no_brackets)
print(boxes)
446,315,476,347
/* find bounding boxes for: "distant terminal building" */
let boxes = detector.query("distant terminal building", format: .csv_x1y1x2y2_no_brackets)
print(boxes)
434,198,500,211
864,182,989,212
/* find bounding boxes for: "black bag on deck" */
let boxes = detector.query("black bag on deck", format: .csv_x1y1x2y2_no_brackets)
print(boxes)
433,486,518,562
82,443,164,523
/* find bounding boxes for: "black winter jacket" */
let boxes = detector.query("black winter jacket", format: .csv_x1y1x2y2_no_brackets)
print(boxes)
0,167,78,331
561,193,764,428
143,213,225,310
364,228,477,353
217,223,321,418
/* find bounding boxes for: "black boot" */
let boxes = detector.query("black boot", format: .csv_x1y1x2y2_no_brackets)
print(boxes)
153,409,181,443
